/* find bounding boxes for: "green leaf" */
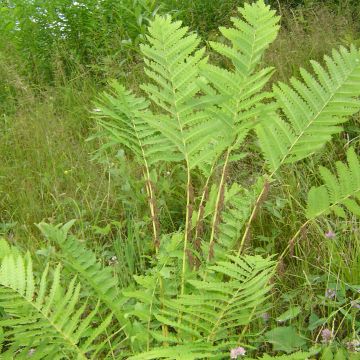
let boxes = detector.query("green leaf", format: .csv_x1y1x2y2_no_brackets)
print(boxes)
265,326,307,353
276,306,301,322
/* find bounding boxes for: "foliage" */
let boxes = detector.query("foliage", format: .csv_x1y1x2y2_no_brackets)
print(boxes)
0,0,360,359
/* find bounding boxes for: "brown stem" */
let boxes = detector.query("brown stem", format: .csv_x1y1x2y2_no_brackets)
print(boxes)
237,179,270,255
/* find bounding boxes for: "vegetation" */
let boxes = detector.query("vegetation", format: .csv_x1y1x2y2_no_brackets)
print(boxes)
0,0,359,359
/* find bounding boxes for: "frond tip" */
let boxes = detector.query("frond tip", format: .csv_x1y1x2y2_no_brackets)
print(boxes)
306,147,360,220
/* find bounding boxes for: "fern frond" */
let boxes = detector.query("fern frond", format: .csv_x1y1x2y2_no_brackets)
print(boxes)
37,222,130,330
210,0,280,78
201,0,279,149
306,147,360,220
128,343,219,360
140,15,221,169
147,255,274,353
257,46,360,173
0,250,114,359
95,80,180,166
201,180,265,261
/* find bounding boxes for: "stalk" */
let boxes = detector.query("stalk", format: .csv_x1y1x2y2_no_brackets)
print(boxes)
237,179,270,255
142,165,160,250
279,220,310,261
207,148,231,261
181,167,192,295
194,163,215,251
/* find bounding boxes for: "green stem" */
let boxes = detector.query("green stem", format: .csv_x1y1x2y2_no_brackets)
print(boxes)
207,148,231,261
181,167,192,296
237,180,268,255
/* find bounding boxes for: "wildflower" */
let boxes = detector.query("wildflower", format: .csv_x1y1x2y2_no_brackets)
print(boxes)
261,312,270,322
350,300,360,309
325,288,336,300
346,339,360,352
28,348,36,356
108,255,118,266
325,230,336,239
230,346,246,359
321,328,333,343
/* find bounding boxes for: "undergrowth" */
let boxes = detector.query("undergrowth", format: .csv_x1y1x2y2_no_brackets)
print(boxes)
0,0,359,359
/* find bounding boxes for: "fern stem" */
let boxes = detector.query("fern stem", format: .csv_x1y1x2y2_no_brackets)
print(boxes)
207,148,231,261
237,179,269,255
194,164,215,251
142,165,160,250
181,168,192,295
279,220,310,261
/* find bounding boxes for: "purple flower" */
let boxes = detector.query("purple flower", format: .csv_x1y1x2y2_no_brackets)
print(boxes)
230,347,246,359
325,230,336,239
261,312,270,322
325,288,336,299
321,328,333,343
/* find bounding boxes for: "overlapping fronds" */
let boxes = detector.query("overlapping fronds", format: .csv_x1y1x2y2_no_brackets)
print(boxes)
257,46,360,173
140,15,221,169
0,250,114,359
95,81,179,167
201,181,265,261
306,147,360,220
129,255,274,359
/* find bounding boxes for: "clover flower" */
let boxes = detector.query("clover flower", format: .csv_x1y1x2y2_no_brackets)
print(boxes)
325,230,336,239
230,346,246,359
321,328,333,343
325,288,336,299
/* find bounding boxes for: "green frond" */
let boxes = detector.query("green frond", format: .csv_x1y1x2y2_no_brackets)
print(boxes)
134,255,275,357
201,179,266,261
128,343,218,360
0,250,114,359
257,46,360,173
210,0,280,78
95,80,180,167
197,0,279,165
140,15,221,169
306,147,360,220
37,222,130,331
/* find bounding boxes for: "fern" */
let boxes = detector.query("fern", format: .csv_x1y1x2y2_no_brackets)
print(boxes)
37,221,133,336
140,15,221,170
306,147,360,220
127,254,275,359
257,46,360,174
0,249,114,359
95,80,179,167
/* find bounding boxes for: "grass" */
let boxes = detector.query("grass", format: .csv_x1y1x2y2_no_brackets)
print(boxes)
0,0,359,356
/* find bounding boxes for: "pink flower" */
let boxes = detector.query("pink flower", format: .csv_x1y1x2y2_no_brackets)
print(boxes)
325,230,335,239
321,328,333,343
230,347,246,358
